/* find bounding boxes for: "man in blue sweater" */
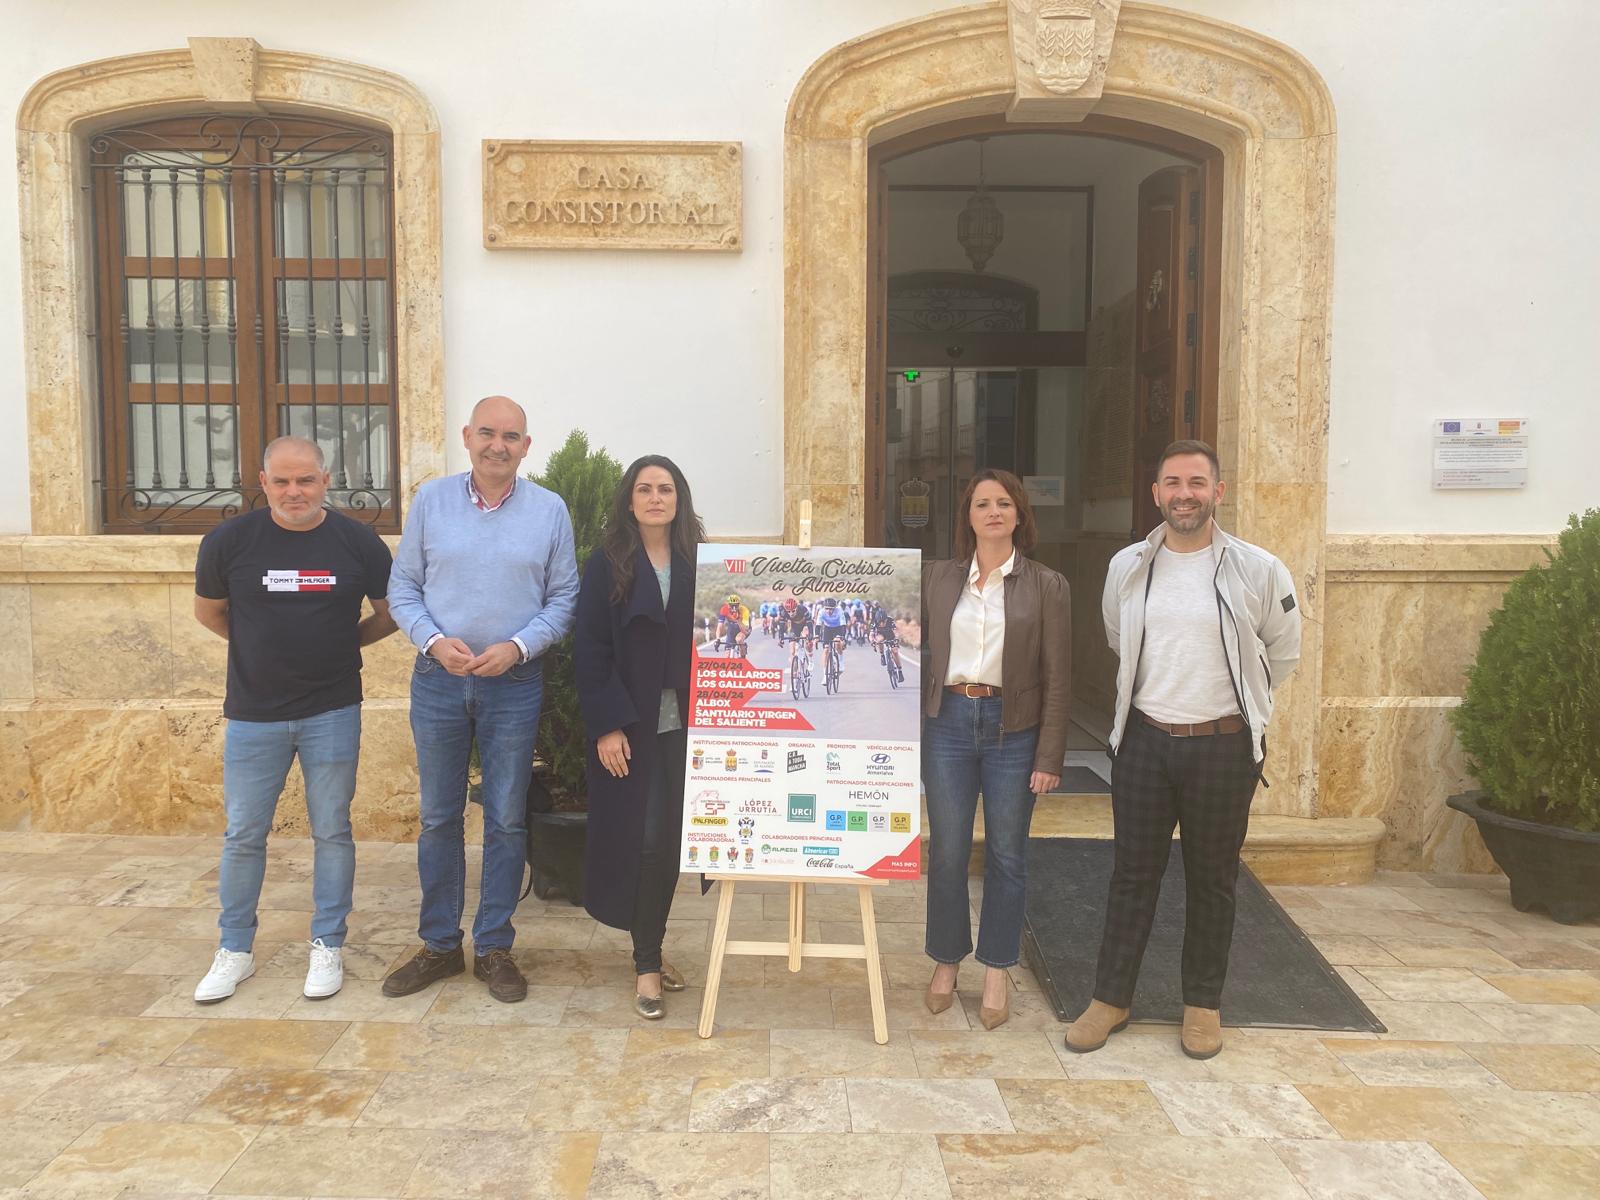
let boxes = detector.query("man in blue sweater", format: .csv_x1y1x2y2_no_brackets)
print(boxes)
383,395,579,1002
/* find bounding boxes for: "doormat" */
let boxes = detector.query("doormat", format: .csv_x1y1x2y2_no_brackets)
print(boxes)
1022,837,1384,1031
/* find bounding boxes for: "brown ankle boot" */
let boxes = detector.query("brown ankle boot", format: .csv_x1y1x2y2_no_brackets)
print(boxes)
1181,1006,1223,1060
1064,999,1130,1053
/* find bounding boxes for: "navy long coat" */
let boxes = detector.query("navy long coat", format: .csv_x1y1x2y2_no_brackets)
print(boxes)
573,543,698,930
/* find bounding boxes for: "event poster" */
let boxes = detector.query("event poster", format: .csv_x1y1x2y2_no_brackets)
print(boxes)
680,544,923,880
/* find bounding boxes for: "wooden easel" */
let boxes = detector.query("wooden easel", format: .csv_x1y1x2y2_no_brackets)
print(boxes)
695,499,892,1045
697,874,890,1044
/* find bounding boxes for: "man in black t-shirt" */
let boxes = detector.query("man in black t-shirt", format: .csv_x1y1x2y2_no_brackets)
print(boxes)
191,436,396,1005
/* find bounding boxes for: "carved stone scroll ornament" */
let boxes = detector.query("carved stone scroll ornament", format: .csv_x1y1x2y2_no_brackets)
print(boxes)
1007,0,1123,123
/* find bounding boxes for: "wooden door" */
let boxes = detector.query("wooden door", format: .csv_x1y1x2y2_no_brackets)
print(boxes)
1132,165,1203,536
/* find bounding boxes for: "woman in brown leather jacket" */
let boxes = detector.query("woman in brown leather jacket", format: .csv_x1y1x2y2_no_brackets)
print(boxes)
920,468,1071,1029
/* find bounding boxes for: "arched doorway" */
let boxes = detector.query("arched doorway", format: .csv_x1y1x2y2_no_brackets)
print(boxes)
783,3,1334,813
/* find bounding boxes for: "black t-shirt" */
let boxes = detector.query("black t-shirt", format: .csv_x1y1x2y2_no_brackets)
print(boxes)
196,507,393,722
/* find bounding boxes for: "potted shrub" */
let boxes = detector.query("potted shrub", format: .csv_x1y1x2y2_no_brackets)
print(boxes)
1447,509,1600,923
523,430,623,903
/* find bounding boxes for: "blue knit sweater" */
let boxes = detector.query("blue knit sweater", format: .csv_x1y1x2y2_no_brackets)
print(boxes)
388,473,579,659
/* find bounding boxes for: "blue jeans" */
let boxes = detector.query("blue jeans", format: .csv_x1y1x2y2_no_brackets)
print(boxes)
218,704,360,953
923,694,1040,968
410,652,542,954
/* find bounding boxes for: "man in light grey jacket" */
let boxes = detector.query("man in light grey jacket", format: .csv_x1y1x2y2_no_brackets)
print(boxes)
1066,439,1301,1061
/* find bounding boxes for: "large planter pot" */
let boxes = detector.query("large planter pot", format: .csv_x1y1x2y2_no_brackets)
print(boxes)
1448,791,1600,924
524,768,586,906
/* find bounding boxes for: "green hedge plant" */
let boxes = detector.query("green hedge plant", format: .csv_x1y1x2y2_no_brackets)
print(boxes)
1449,509,1600,831
529,430,623,807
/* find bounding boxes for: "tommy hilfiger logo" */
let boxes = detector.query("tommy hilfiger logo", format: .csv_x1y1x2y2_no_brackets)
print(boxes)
263,569,336,592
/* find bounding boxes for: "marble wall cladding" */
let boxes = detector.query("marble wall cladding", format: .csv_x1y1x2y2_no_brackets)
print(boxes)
31,583,173,699
1323,579,1509,698
169,584,227,700
0,585,33,700
1319,699,1495,874
0,706,30,826
20,704,176,832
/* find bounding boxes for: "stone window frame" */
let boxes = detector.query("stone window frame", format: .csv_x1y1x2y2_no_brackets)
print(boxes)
782,4,1335,815
17,38,444,537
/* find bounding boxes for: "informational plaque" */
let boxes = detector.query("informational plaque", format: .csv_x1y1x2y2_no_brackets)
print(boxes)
1432,418,1530,490
681,545,923,881
483,140,741,251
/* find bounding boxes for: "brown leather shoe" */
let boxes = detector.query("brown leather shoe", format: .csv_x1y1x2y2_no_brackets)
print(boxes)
474,948,527,1003
382,945,464,997
1064,999,1131,1053
1181,1005,1223,1060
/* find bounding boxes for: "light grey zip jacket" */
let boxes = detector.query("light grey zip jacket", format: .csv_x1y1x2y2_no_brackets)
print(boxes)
1102,521,1301,765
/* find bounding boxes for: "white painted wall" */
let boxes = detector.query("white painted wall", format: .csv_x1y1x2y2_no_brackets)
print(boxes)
2,0,1597,536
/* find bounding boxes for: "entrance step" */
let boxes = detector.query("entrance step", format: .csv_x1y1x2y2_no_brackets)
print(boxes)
917,793,1385,886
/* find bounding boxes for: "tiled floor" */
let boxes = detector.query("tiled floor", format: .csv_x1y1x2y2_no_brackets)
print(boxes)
2,832,1599,1198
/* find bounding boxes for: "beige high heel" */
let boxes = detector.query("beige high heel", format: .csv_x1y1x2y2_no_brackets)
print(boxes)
978,972,1011,1030
925,965,957,1014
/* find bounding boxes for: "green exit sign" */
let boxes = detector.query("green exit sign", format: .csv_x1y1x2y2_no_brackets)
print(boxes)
902,369,920,382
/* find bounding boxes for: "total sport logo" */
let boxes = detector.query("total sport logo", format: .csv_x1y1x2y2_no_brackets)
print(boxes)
826,752,842,773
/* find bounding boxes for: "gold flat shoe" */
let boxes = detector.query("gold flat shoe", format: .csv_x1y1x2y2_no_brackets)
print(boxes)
635,993,665,1020
660,962,686,992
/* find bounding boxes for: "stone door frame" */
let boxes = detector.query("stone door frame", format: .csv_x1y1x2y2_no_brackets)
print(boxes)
782,2,1335,814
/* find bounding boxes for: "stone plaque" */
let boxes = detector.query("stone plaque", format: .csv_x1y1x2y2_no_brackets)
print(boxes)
484,140,742,252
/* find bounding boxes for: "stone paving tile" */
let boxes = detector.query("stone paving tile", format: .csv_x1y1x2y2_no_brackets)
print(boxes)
997,1078,1176,1135
1476,968,1600,1004
1322,1038,1505,1088
1359,966,1508,1003
689,1076,850,1132
1,1114,97,1187
164,1018,349,1070
119,937,278,977
1302,1083,1600,1145
1464,1000,1600,1043
31,1120,260,1194
1306,934,1403,967
705,981,836,1030
1053,1025,1217,1081
421,981,571,1027
1372,939,1517,970
1148,1080,1338,1139
585,1132,767,1199
318,1021,628,1076
26,1063,231,1123
400,1129,600,1199
1,970,175,1019
768,1027,920,1078
256,940,411,982
1431,1141,1600,1200
1203,1034,1355,1085
1487,938,1600,970
618,1027,769,1077
909,1030,1066,1079
279,980,442,1023
1269,1138,1483,1200
524,1073,695,1132
214,1125,420,1196
936,1132,1310,1199
833,985,971,1032
770,1132,952,1199
1464,1041,1600,1091
189,1067,383,1127
846,1078,1013,1133
1363,1000,1503,1042
143,973,307,1021
357,1068,543,1130
3,1014,203,1066
559,983,702,1029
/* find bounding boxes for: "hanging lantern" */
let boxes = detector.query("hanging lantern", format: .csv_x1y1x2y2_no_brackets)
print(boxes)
956,137,1004,272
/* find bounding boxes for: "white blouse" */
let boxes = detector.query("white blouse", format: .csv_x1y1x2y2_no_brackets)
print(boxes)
944,551,1015,687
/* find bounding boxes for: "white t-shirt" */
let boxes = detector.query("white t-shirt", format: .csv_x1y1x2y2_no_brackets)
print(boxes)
1132,544,1239,724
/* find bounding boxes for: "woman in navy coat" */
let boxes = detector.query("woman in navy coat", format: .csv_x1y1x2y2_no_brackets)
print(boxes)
574,454,704,1018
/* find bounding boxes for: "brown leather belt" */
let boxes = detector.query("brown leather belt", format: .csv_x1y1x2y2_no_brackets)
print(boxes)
1140,711,1246,737
947,683,1002,698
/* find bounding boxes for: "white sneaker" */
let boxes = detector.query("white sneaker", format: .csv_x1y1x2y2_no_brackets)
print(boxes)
304,938,343,999
194,948,255,1004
